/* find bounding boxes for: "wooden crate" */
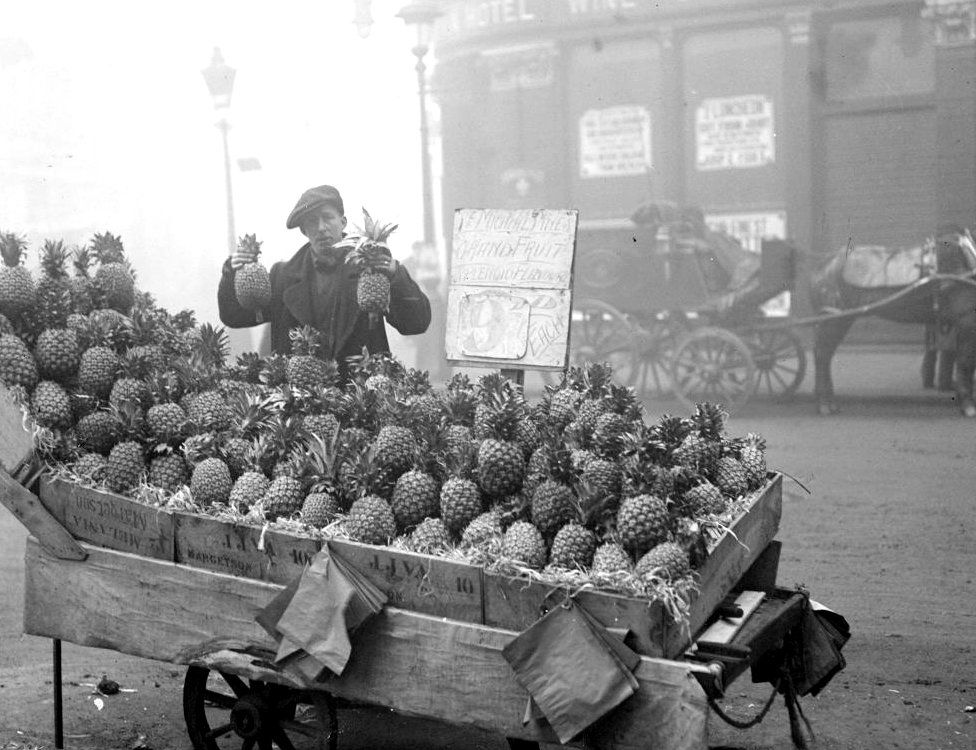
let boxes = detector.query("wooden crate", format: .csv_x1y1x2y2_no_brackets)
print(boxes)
328,538,485,623
23,538,711,750
36,473,781,657
39,477,175,562
173,512,322,584
483,474,783,658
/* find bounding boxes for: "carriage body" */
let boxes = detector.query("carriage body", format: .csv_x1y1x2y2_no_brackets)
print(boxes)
566,211,805,409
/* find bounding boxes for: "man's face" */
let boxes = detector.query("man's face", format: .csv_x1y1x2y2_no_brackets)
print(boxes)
300,205,347,266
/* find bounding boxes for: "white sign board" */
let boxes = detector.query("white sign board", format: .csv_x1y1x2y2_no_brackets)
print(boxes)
579,105,652,178
696,95,775,171
705,209,790,316
446,208,578,369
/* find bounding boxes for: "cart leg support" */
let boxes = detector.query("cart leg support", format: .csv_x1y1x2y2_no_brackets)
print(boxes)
53,638,64,749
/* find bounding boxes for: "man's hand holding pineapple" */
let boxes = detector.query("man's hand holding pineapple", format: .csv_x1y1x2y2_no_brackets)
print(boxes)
218,184,431,381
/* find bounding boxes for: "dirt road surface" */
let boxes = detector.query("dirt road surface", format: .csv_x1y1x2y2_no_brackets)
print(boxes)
2,344,975,750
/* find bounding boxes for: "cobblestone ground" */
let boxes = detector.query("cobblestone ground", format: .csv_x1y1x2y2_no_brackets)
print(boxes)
1,345,973,750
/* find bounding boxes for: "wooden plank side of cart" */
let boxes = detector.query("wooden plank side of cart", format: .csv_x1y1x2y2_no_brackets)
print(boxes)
23,539,709,750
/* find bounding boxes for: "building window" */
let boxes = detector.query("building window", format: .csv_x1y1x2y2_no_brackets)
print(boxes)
825,13,935,101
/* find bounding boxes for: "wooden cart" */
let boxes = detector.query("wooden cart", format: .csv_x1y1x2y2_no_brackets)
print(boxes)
2,387,806,750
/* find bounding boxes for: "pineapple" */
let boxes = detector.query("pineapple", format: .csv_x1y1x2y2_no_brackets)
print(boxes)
74,452,108,482
33,327,81,383
678,480,727,518
233,234,272,313
231,471,271,513
301,492,341,527
146,402,187,444
546,386,581,429
591,541,633,575
410,517,452,553
69,245,97,315
90,232,136,313
549,522,597,569
74,410,120,454
187,390,231,433
263,476,306,519
31,380,72,428
372,424,416,476
460,509,503,548
473,375,526,497
616,494,671,556
0,232,36,317
591,384,642,458
286,326,335,391
635,541,691,582
674,403,726,474
35,239,73,330
105,441,145,493
712,455,749,499
530,479,574,538
501,521,546,570
109,351,151,412
31,380,73,429
338,208,398,327
76,319,121,401
580,457,621,501
391,468,440,532
346,495,396,545
439,440,482,535
148,451,189,492
739,433,768,489
0,334,38,391
190,457,233,505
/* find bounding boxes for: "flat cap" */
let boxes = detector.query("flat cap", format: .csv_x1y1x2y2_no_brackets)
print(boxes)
286,185,345,229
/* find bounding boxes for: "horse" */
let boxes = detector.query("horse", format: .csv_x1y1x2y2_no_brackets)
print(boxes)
810,227,976,416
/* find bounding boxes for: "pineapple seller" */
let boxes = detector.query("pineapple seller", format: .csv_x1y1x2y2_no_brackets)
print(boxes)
217,185,431,378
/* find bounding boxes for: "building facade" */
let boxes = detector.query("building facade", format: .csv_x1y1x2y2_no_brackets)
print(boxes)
432,0,976,338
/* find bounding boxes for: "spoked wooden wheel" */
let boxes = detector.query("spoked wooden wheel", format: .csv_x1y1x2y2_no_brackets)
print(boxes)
543,299,640,388
670,327,756,412
749,328,807,400
630,316,686,399
183,666,337,750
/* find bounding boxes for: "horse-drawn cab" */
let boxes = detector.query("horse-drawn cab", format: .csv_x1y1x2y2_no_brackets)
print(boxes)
567,201,804,410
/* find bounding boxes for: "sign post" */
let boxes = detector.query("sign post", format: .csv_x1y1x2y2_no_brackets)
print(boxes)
445,208,579,385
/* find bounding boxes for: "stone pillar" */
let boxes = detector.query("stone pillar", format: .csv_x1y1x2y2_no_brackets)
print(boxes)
925,0,976,229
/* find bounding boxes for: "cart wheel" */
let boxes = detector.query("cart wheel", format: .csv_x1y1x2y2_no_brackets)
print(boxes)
749,329,806,400
631,315,686,399
542,299,640,388
183,666,337,750
670,327,756,412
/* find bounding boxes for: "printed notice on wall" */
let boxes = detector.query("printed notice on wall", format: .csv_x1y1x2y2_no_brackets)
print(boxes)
446,208,578,369
579,105,652,178
696,95,775,171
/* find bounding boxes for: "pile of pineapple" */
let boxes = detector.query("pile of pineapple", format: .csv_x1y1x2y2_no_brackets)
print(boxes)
0,230,771,596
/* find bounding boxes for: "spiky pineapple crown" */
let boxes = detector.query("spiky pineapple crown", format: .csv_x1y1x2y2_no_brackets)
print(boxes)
288,324,323,357
90,232,126,264
303,432,342,493
72,245,95,278
237,233,262,259
691,402,727,440
0,232,28,267
40,240,70,278
338,208,399,268
230,352,266,384
110,400,147,442
605,383,642,421
193,323,230,372
582,362,615,397
475,372,525,441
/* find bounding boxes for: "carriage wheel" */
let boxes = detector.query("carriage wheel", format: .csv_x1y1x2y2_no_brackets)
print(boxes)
183,666,337,750
630,316,688,399
749,329,807,400
542,299,639,388
670,327,757,412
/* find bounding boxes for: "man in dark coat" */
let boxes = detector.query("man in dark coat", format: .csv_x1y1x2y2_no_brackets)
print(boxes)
217,185,431,377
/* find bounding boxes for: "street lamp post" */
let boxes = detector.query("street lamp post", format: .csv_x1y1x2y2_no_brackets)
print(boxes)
201,48,237,256
397,2,442,248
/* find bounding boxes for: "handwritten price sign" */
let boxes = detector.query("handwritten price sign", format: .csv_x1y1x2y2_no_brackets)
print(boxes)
446,208,578,369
